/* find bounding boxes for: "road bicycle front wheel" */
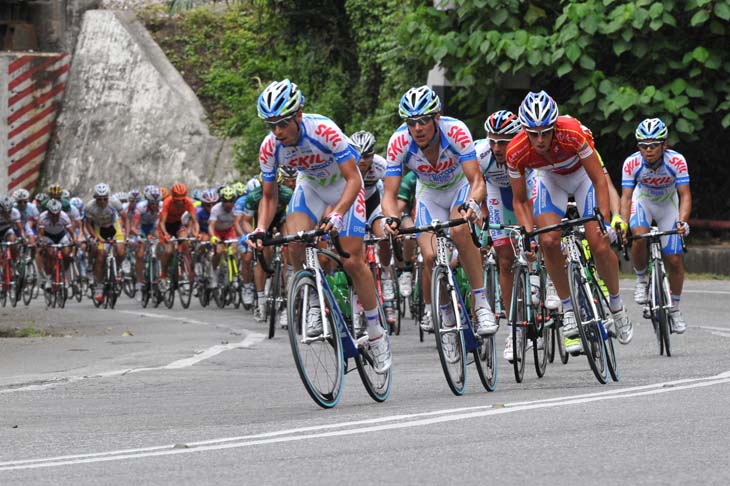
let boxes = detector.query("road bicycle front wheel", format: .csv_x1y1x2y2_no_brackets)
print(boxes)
567,262,608,384
654,263,672,357
268,260,282,339
177,253,193,309
22,261,37,306
431,265,467,396
288,270,344,409
474,331,498,392
509,267,528,383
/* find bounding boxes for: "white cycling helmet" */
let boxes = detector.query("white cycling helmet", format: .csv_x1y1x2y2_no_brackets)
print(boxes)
47,198,63,215
12,188,30,202
94,183,111,198
0,196,15,212
245,177,261,195
350,130,376,155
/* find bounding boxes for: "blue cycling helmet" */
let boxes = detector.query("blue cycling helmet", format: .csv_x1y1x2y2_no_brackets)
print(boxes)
518,90,559,128
399,86,441,118
257,79,305,119
635,118,668,141
485,110,522,135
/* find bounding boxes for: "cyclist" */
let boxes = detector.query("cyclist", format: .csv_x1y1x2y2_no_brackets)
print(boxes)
240,172,293,321
38,199,76,291
251,79,391,373
620,118,691,333
0,196,24,261
209,186,241,290
476,110,538,359
45,183,84,239
279,165,298,191
506,90,633,345
350,130,399,326
381,85,494,340
233,178,259,305
84,183,126,304
130,186,163,296
13,189,38,246
158,183,199,289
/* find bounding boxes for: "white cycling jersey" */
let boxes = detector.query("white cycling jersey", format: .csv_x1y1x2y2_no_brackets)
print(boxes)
209,202,235,231
16,203,39,226
362,154,387,200
134,200,160,227
621,149,689,203
0,208,21,231
85,197,123,227
38,210,73,236
259,113,359,187
385,116,477,189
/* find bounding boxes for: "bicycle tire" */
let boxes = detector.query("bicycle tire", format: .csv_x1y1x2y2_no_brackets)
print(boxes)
567,261,608,384
22,261,37,306
555,315,569,364
107,260,118,309
431,265,467,396
392,274,401,336
547,323,557,363
177,253,193,309
287,270,344,409
510,267,528,383
474,331,498,392
533,270,548,378
655,263,672,357
268,259,282,339
354,298,392,403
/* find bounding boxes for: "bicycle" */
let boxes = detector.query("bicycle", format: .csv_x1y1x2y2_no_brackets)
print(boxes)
261,229,392,409
399,217,497,395
256,239,287,339
19,241,38,306
43,242,74,308
530,212,619,384
121,244,137,298
140,236,163,308
364,227,401,337
163,237,196,309
214,239,242,309
490,225,553,383
0,240,22,307
91,239,124,309
628,227,685,357
194,241,214,308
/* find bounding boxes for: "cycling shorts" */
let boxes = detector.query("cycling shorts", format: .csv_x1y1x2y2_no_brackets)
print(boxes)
287,177,366,238
414,179,470,229
630,192,683,254
94,222,124,250
213,226,237,242
42,232,71,246
533,169,595,219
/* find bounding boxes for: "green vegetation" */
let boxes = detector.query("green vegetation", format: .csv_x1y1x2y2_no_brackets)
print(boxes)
0,326,50,338
143,0,729,219
142,0,431,178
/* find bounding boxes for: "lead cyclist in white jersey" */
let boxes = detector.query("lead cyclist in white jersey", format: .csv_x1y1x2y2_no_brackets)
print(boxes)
620,118,691,333
381,85,495,338
251,79,391,374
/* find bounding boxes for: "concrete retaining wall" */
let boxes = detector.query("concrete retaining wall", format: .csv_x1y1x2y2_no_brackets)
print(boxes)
684,246,730,276
43,9,236,197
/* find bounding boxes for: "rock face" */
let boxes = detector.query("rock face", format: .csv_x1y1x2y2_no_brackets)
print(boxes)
44,10,236,196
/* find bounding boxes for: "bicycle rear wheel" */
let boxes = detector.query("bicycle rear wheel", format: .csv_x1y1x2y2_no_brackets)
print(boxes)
431,265,467,396
288,270,344,408
22,261,37,306
510,267,528,383
354,301,392,403
567,262,608,384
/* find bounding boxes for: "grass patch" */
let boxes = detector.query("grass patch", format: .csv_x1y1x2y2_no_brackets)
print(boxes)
0,326,52,338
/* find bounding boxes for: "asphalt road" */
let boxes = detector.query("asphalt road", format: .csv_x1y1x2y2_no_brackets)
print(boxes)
1,279,729,485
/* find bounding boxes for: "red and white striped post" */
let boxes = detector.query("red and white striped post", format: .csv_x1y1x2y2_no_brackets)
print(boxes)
0,52,69,195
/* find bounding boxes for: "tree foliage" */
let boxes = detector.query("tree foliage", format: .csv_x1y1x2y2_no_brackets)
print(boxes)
401,0,730,218
145,0,431,178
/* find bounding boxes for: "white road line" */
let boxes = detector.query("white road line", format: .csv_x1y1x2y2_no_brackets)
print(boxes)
2,370,729,471
711,332,730,338
0,332,265,394
118,310,211,326
695,325,730,332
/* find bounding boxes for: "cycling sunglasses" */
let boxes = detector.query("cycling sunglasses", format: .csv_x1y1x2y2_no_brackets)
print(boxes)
488,138,512,146
405,115,434,127
265,115,296,130
524,126,554,137
637,141,663,149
